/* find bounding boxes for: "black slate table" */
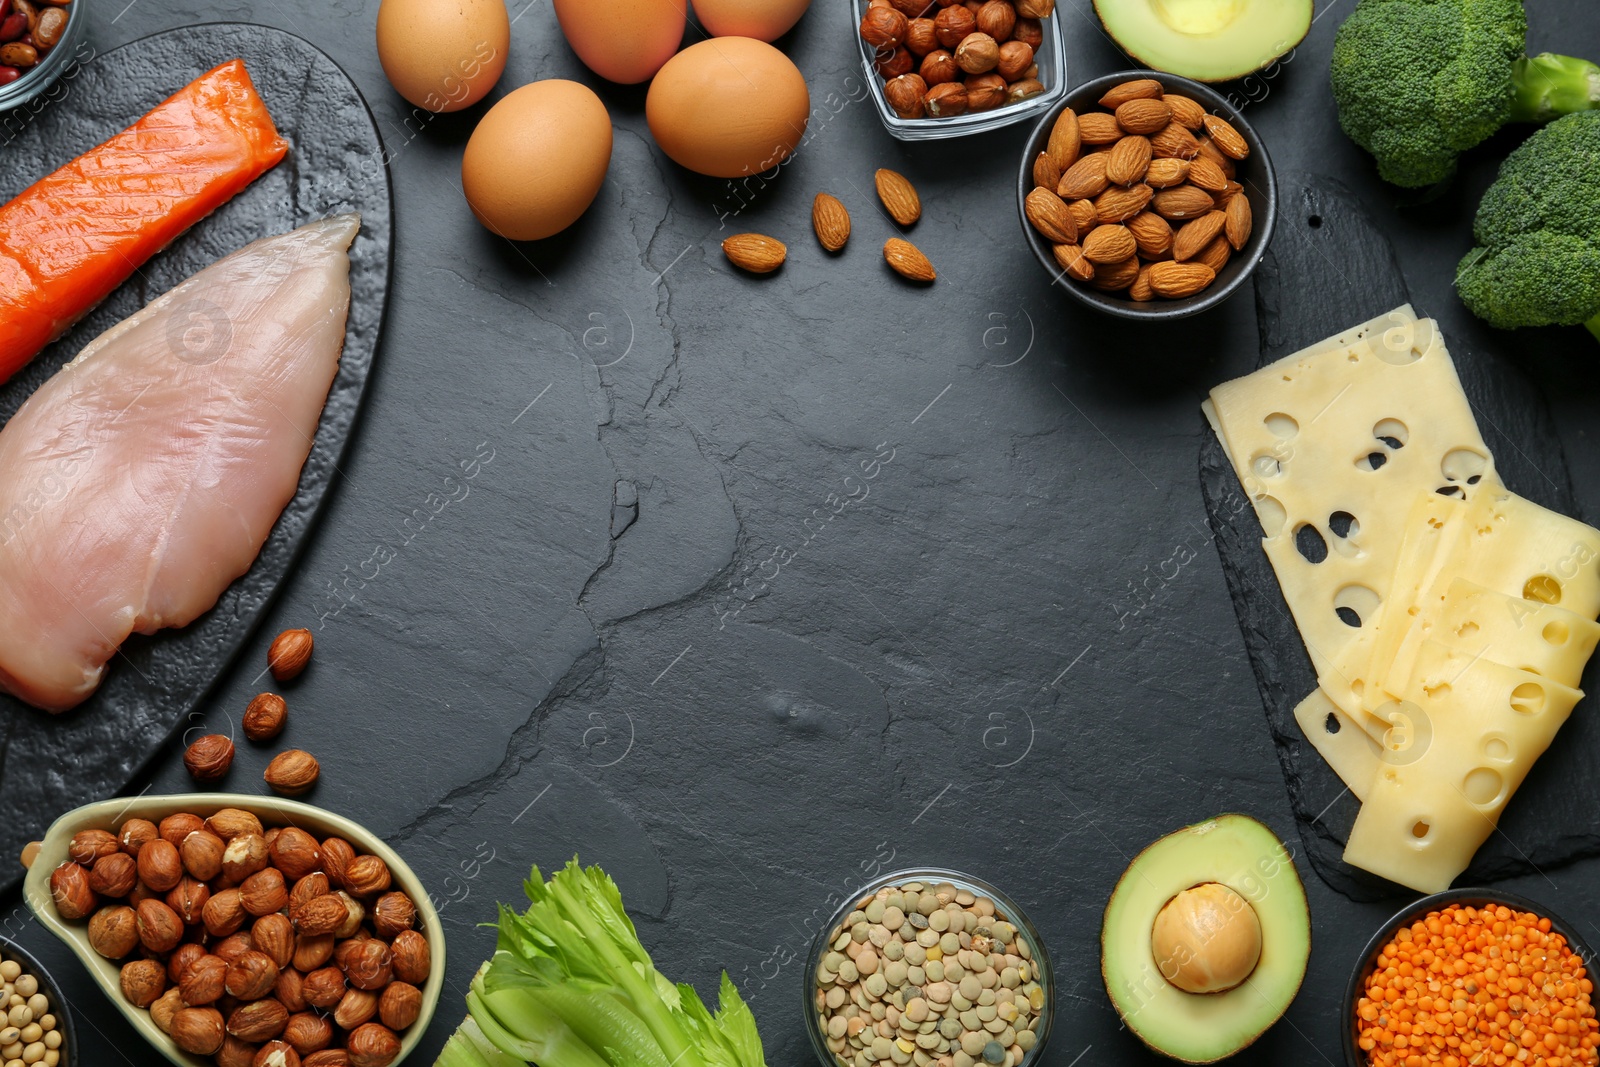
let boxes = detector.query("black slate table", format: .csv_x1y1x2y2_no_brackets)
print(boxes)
6,1,1600,1065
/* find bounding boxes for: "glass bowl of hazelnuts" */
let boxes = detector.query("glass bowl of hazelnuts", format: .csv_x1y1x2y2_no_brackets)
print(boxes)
21,794,446,1067
853,0,1067,140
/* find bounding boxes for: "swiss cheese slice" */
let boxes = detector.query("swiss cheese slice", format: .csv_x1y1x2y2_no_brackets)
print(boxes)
1342,642,1583,893
1293,689,1381,801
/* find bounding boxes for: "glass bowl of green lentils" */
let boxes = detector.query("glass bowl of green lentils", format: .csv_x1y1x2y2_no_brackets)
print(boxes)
805,869,1053,1067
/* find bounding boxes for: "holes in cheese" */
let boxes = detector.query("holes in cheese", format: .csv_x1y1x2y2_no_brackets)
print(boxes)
1441,447,1487,485
1482,736,1511,761
1525,575,1562,604
1510,682,1545,715
1256,496,1287,537
1357,451,1388,472
1329,512,1359,539
1334,584,1380,628
1410,821,1430,840
1374,419,1408,448
1265,412,1298,438
1295,524,1328,564
1543,620,1570,645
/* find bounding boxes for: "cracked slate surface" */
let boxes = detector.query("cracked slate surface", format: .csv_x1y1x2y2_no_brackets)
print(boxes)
4,2,1600,1066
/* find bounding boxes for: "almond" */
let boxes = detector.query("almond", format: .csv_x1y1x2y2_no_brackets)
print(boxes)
812,193,851,252
1196,234,1233,274
722,234,786,274
1056,153,1109,199
884,238,936,282
1051,242,1094,281
1078,112,1122,145
1187,157,1229,193
1025,187,1077,244
1090,256,1140,292
1094,183,1152,223
1066,198,1098,234
1152,185,1215,220
1144,158,1189,189
1115,97,1171,136
1127,211,1173,257
1098,78,1163,109
1147,260,1215,298
1196,136,1237,178
1081,224,1137,265
1150,122,1202,160
1105,135,1152,186
1165,94,1206,130
1172,210,1228,262
1218,179,1244,206
1129,263,1155,301
1031,152,1062,195
1202,114,1250,159
1225,192,1253,250
875,168,922,225
1045,108,1081,171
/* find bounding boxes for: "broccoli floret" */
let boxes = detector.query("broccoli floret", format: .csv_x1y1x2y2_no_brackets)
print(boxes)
1456,110,1600,342
1330,1,1600,188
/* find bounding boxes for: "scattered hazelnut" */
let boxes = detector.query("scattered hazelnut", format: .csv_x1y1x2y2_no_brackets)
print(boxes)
226,950,281,1001
158,812,206,847
184,733,236,782
86,851,137,897
925,81,969,117
283,1012,334,1055
207,808,264,840
203,888,248,938
137,838,184,892
271,828,322,881
69,828,120,865
120,817,159,856
346,1022,401,1067
264,750,320,796
243,693,288,742
171,1006,227,1056
167,876,211,924
371,892,416,939
228,997,290,1043
137,897,185,954
223,832,271,882
268,628,314,681
332,989,379,1032
181,828,226,881
150,987,185,1033
180,954,228,1006
241,868,289,916
390,929,431,986
343,855,391,897
378,982,422,1031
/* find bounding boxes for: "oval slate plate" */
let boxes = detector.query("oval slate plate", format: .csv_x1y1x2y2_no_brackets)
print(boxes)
0,23,392,892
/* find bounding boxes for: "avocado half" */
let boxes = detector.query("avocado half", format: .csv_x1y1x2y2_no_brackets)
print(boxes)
1101,814,1310,1063
1092,0,1312,83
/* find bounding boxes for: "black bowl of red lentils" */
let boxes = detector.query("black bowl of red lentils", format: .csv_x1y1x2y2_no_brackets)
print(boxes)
1344,890,1598,1067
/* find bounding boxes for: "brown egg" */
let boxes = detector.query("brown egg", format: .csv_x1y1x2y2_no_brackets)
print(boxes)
461,80,613,241
376,0,509,112
553,0,685,84
693,0,812,41
646,37,810,178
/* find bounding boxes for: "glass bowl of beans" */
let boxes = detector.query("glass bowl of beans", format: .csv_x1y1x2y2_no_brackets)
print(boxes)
805,868,1053,1067
1342,889,1598,1067
0,934,75,1066
0,0,87,114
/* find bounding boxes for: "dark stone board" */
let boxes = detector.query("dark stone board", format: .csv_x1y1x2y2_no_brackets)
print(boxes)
0,23,392,892
1199,173,1598,900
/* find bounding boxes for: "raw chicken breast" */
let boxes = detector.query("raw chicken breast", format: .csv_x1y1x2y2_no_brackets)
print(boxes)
0,215,360,712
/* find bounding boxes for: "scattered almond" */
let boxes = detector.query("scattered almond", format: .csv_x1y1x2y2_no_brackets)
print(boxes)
1106,135,1152,186
1202,114,1250,159
1094,183,1153,224
1172,210,1228,262
1147,260,1215,298
1196,234,1233,274
1056,153,1109,199
875,169,922,226
812,194,851,252
1187,157,1229,193
1098,78,1162,109
1046,108,1081,171
722,234,786,274
1090,256,1141,292
1082,224,1137,265
884,238,936,282
1127,211,1173,258
1032,152,1062,195
1025,187,1078,244
1150,122,1202,160
1114,98,1170,136
1165,94,1206,130
1144,158,1189,189
1225,192,1253,250
1051,242,1094,281
1152,185,1215,220
1078,111,1122,144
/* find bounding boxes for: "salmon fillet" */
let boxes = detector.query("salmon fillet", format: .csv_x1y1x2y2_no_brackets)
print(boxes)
0,215,359,713
0,59,288,379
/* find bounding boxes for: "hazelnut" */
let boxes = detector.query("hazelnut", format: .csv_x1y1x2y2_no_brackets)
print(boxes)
293,933,336,973
874,46,913,78
242,868,289,916
283,1012,333,1055
158,812,206,847
264,750,320,796
181,954,229,1005
390,929,431,986
88,904,140,959
976,0,1015,40
378,982,422,1031
1013,15,1042,47
267,628,314,681
172,1006,227,1055
271,828,322,881
170,942,209,984
226,950,281,1001
265,826,283,850
887,0,931,15
180,828,226,881
884,73,928,118
304,1053,351,1067
924,81,969,117
150,987,185,1033
333,988,378,1031
229,998,290,1043
347,1023,401,1067
275,968,308,1013
955,31,999,73
48,863,96,921
224,832,271,883
302,967,347,1011
965,72,1007,110
126,881,160,907
243,693,288,742
919,48,958,85
320,838,355,889
343,855,391,897
215,931,258,965
120,817,159,856
86,851,137,897
933,4,975,47
218,1036,263,1067
859,5,907,49
203,888,249,937
288,873,329,920
1016,0,1053,14
208,808,265,840
905,17,937,55
333,892,364,939
342,939,393,991
69,828,120,865
997,38,1033,79
255,1041,301,1067
120,958,167,1007
371,893,416,938
137,838,183,891
168,875,211,924
254,913,297,969
294,894,349,937
137,897,185,953
184,733,235,782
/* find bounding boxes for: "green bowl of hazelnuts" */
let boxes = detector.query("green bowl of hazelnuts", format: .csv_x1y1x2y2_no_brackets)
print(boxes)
21,794,446,1067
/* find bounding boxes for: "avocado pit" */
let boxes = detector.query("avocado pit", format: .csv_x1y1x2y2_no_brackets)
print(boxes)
1150,882,1262,994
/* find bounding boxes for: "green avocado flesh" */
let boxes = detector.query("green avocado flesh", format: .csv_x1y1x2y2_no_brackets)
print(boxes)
1093,0,1313,82
1101,814,1311,1063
